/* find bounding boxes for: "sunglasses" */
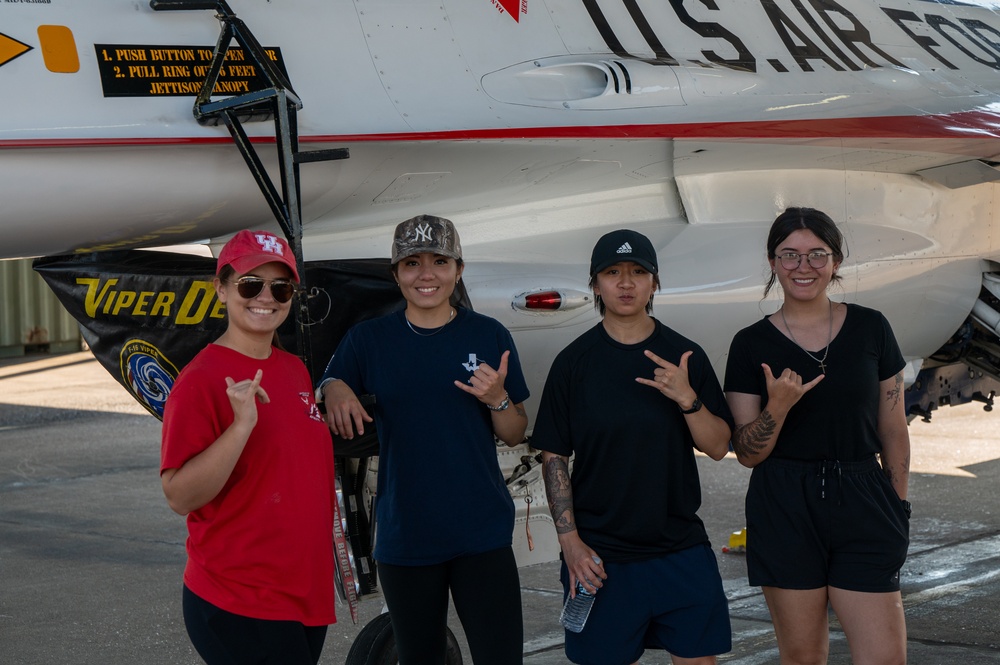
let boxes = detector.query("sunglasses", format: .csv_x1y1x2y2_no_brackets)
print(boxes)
228,277,297,303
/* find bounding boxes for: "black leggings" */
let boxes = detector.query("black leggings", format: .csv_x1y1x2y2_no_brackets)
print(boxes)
378,546,523,665
182,586,328,665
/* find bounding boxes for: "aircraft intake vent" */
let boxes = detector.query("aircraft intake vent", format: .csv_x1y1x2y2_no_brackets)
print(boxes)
607,61,632,94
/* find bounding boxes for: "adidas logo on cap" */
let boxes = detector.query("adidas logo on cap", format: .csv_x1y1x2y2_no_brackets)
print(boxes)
590,229,658,275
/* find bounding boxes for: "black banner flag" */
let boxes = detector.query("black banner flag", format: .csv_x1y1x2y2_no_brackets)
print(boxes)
33,250,404,420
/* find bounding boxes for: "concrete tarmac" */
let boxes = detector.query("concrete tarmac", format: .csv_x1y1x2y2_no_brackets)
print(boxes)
2,352,999,664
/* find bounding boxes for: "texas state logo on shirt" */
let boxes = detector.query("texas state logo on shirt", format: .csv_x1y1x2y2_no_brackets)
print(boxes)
461,353,482,373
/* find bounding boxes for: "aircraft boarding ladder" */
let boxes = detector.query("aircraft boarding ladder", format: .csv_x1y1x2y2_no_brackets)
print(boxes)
151,0,349,380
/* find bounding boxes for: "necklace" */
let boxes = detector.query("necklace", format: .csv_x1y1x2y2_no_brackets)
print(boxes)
779,300,833,373
405,308,455,337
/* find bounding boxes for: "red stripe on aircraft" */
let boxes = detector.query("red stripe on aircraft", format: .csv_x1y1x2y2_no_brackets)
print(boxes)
3,111,1000,149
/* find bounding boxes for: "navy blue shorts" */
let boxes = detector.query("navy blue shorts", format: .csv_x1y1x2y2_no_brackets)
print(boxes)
746,456,910,592
561,543,732,665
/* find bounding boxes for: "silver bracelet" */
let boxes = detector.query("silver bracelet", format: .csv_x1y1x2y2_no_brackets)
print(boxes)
487,391,510,411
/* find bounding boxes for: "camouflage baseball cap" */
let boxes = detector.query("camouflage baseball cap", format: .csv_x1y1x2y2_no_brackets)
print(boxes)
391,214,463,265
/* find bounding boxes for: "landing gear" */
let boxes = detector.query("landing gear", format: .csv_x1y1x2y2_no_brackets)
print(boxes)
344,613,464,665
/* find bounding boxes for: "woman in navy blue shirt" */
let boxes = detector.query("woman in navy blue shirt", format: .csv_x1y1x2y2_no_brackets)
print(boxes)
319,214,529,665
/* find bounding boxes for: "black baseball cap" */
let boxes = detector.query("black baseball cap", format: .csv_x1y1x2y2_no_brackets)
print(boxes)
590,229,658,275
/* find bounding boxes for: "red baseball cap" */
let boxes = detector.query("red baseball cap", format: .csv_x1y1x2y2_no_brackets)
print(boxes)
217,230,300,282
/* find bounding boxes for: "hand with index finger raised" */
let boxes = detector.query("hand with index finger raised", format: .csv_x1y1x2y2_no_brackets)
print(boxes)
225,369,268,429
635,349,695,404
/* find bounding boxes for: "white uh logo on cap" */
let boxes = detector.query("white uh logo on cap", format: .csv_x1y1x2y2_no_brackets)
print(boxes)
255,234,284,255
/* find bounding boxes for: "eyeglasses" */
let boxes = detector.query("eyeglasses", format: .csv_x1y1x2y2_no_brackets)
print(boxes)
228,277,297,303
776,251,833,270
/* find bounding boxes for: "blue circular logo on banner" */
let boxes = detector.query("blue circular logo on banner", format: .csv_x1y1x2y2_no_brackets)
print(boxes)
119,339,179,419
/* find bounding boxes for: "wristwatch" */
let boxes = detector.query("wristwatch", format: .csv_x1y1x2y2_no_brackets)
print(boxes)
679,397,702,414
487,391,510,412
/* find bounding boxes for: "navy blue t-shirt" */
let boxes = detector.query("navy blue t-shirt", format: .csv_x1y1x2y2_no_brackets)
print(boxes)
531,320,734,563
323,308,529,565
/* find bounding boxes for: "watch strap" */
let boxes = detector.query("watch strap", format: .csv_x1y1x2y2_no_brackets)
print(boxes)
680,397,702,414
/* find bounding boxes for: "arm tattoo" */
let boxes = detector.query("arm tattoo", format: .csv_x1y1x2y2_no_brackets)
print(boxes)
514,404,526,418
881,451,910,484
543,456,576,534
732,409,776,458
886,372,903,411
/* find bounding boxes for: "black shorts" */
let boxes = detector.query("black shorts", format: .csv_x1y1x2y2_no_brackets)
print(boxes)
746,456,909,593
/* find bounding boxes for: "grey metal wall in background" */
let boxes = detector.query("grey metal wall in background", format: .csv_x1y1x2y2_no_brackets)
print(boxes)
0,259,81,358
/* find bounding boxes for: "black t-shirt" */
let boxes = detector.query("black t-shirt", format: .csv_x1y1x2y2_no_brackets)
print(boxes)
724,303,905,461
532,319,734,563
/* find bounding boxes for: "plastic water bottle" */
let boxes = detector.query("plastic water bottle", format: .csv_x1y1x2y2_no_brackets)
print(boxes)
559,557,601,633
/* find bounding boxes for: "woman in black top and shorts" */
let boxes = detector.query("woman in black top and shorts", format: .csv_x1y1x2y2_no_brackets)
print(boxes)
725,207,911,664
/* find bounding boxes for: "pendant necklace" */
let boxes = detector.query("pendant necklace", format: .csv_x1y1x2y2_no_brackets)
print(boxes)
405,308,455,337
779,300,833,373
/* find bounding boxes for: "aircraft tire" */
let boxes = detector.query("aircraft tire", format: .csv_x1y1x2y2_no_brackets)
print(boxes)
344,613,464,665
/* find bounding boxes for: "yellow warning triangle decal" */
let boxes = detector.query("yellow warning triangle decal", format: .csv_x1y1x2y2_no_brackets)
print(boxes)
0,32,32,67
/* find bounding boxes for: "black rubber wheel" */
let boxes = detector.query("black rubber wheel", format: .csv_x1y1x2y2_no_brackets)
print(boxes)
344,613,463,665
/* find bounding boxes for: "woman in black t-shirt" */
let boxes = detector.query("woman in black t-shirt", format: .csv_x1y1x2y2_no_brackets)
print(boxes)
534,229,734,664
724,207,911,664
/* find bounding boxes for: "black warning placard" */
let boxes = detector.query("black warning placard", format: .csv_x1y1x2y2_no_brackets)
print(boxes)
94,44,289,97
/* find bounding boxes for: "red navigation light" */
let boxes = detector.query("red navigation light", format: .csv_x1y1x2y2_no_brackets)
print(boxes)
523,291,562,310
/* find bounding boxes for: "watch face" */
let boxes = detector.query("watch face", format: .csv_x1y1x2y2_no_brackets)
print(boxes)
489,393,510,411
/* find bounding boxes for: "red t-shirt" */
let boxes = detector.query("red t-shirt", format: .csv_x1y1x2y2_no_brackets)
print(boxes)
161,344,336,626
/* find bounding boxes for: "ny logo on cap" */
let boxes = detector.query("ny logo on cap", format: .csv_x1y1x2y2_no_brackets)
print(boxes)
413,223,434,243
255,233,285,255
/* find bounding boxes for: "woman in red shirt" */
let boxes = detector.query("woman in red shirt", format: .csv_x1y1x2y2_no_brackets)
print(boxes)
161,230,337,665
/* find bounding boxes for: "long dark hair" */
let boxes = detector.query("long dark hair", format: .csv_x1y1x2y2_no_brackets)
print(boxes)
764,207,845,298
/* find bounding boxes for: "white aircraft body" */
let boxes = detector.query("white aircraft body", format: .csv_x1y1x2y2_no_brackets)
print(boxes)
4,0,1000,655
